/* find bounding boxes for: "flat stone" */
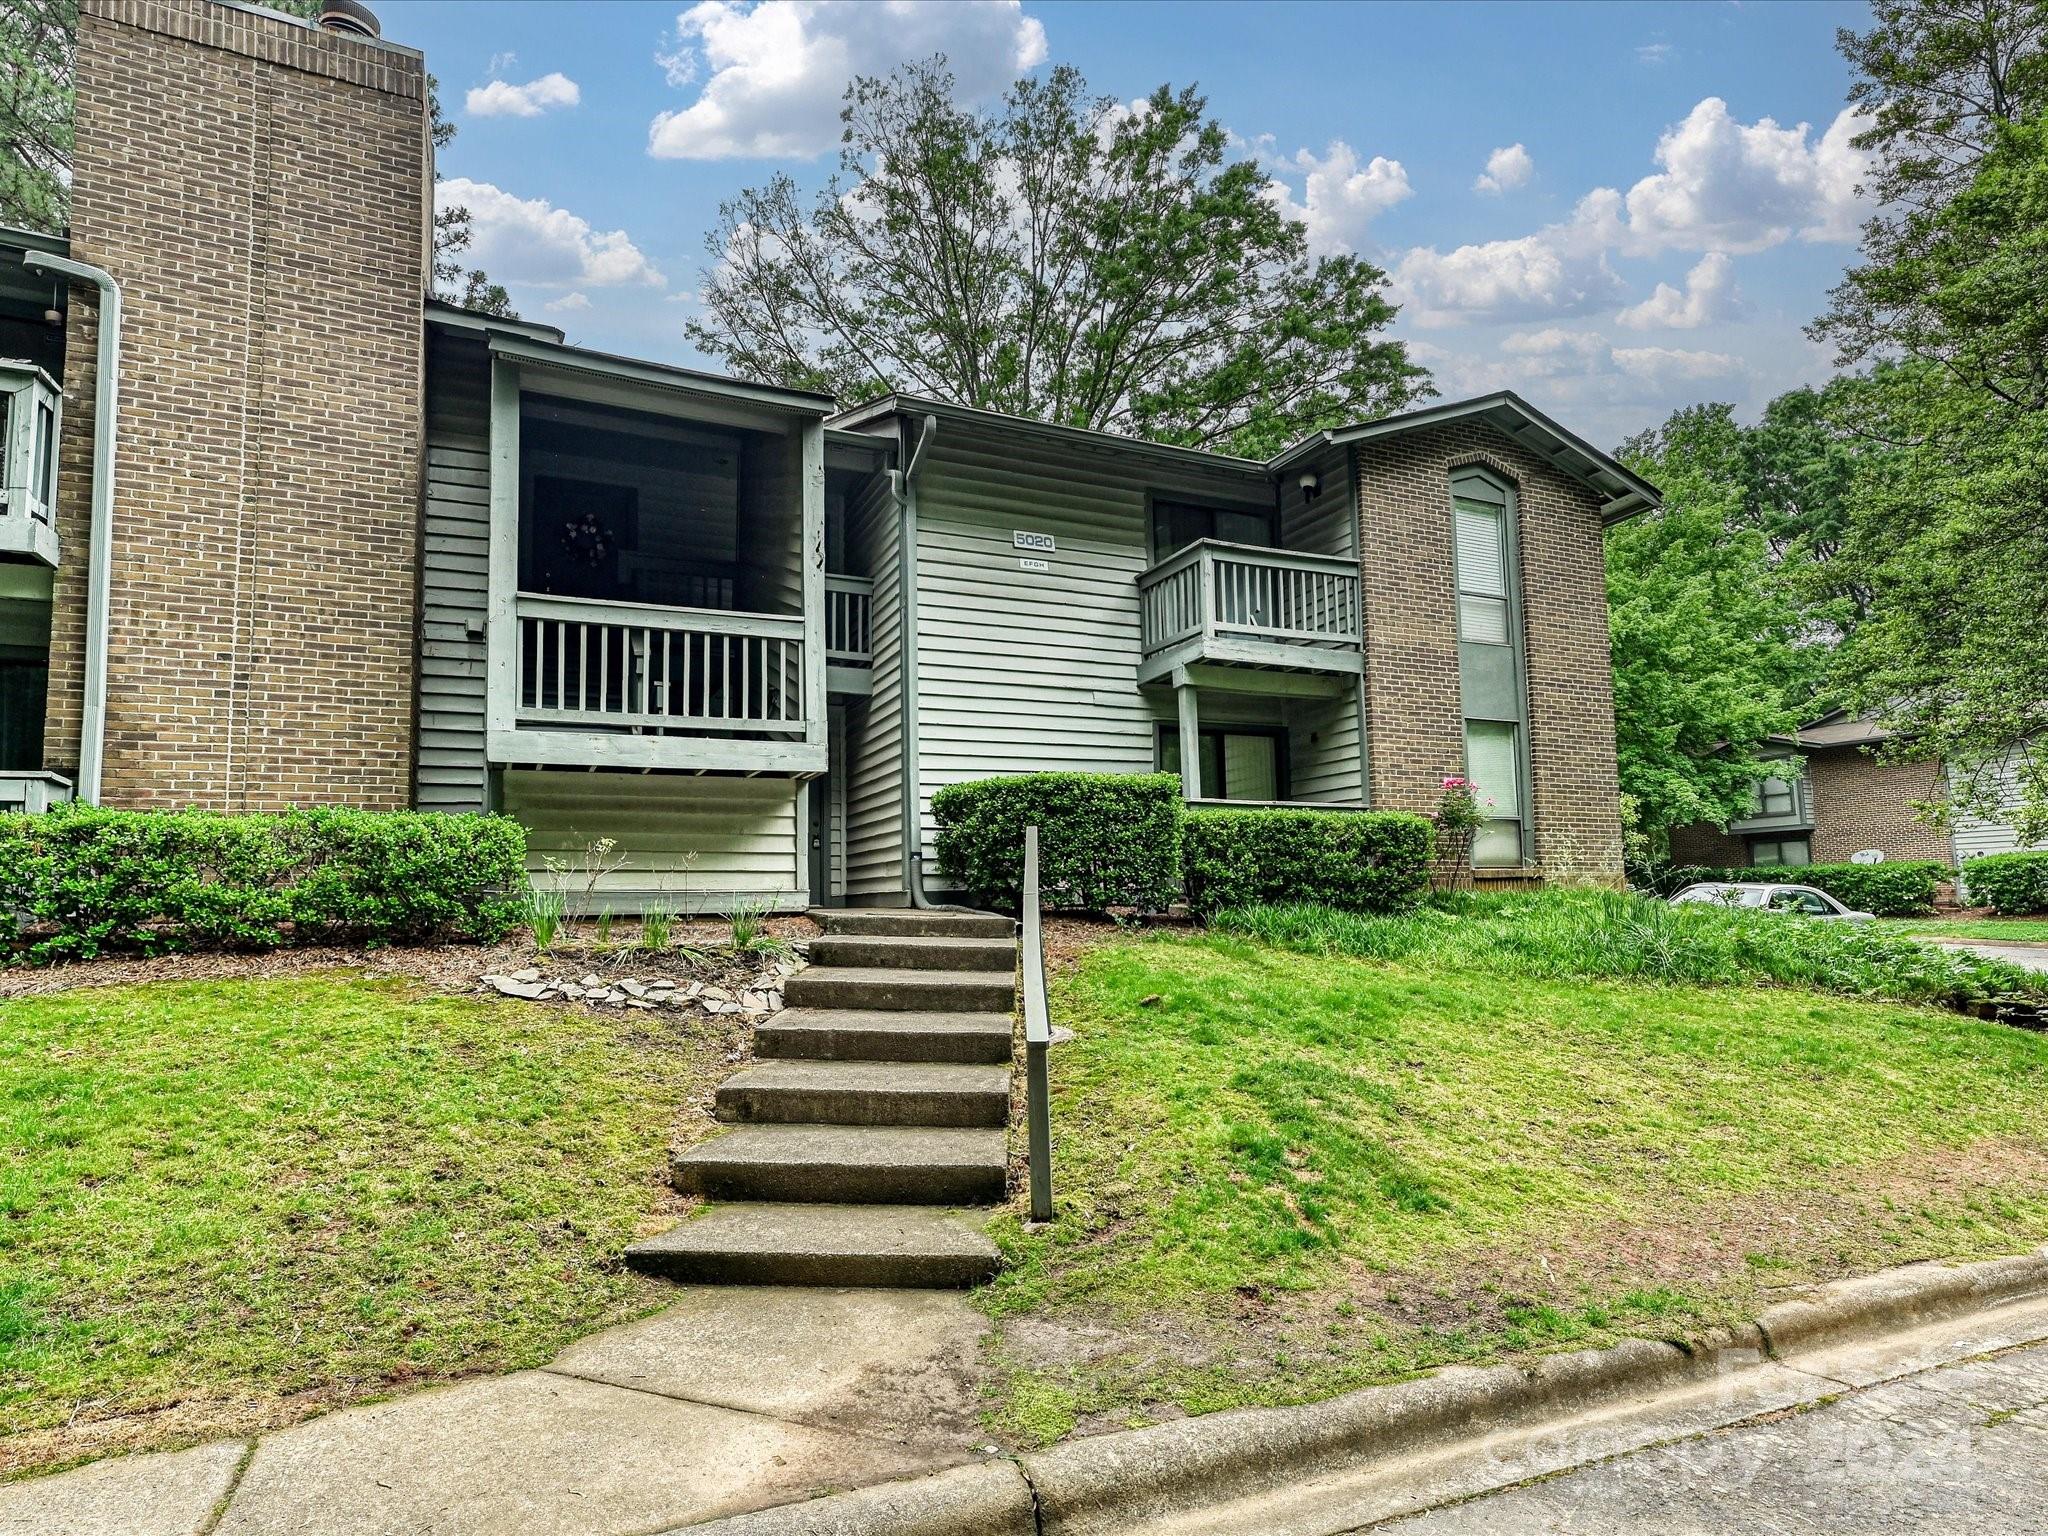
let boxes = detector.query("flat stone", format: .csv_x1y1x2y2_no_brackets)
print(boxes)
552,1284,991,1449
487,976,549,1000
627,998,655,1010
210,1370,931,1536
581,973,603,988
648,978,676,990
0,1440,248,1536
509,967,542,983
620,978,649,998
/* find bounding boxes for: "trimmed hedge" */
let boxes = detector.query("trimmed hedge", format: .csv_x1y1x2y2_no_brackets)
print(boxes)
932,772,1184,912
0,805,528,962
1184,807,1434,916
1962,851,2048,915
1652,859,1948,917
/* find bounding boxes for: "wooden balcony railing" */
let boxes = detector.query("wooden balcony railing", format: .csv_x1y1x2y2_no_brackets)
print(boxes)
1138,540,1362,659
514,592,806,736
825,574,874,667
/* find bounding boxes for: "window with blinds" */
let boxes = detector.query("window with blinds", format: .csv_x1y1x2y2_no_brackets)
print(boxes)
1455,497,1509,644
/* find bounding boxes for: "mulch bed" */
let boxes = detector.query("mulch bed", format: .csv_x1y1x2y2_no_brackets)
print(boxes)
0,914,822,1000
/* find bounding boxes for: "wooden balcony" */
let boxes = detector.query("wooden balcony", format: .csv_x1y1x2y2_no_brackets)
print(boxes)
490,593,826,774
1137,540,1363,684
825,574,874,695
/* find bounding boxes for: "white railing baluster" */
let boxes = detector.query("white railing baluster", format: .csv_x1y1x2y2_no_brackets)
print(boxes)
512,593,809,736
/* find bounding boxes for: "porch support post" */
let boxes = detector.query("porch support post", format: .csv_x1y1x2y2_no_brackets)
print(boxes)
485,358,521,742
1175,675,1202,802
800,420,827,752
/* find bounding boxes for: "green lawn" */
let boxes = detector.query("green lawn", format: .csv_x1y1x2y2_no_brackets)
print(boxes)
1883,917,2048,944
0,974,723,1478
979,930,2048,1443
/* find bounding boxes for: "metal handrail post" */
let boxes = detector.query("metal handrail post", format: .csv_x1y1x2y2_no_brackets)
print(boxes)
1022,825,1054,1222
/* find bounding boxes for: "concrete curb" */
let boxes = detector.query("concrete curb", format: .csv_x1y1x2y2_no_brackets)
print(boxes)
665,1462,1037,1535
670,1246,2048,1536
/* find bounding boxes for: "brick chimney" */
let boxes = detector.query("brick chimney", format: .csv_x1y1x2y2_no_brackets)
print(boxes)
47,0,431,810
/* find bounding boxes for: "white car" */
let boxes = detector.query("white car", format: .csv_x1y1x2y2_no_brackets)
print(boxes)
1668,881,1876,923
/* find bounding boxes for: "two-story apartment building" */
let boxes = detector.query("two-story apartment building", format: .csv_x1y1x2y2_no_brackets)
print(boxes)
0,0,1655,909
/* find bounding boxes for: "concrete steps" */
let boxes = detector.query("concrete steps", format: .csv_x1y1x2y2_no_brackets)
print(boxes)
625,1203,1000,1288
715,1059,1010,1127
754,1008,1015,1064
817,909,1015,940
626,907,1021,1288
671,1124,1009,1204
782,966,1017,1014
806,934,1019,972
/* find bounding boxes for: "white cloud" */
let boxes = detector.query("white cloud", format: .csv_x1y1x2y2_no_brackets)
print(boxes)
438,179,666,289
1393,194,1624,326
1473,143,1533,195
544,292,593,313
648,0,1048,160
1636,42,1674,66
487,50,519,75
1262,141,1413,255
1615,250,1740,329
1614,98,1870,254
1610,344,1743,383
466,72,582,119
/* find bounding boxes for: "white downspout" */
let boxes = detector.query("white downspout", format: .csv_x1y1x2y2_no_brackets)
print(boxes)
24,252,122,805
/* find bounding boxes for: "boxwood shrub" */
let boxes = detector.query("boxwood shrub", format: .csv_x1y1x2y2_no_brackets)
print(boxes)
1184,807,1434,916
1962,851,2048,915
0,805,528,962
931,771,1183,912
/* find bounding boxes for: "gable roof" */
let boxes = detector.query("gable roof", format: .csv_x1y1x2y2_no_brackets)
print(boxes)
827,393,1271,484
1269,392,1661,522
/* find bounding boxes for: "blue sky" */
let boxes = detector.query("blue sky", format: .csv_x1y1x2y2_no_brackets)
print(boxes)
380,0,1874,447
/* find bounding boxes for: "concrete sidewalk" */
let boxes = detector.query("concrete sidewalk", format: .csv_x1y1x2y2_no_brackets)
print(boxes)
3,1286,996,1536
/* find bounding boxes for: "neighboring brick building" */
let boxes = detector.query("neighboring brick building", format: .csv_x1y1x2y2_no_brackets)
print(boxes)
43,0,429,810
1668,713,1953,869
0,0,1653,900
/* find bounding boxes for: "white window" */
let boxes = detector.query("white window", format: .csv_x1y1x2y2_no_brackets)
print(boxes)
1455,496,1510,645
1465,719,1524,866
1754,774,1797,818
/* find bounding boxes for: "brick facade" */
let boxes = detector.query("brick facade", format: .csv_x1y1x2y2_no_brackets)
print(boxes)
1668,746,1952,867
45,0,429,809
1352,423,1625,881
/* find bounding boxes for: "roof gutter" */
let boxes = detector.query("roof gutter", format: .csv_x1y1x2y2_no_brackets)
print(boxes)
892,413,939,907
25,251,121,805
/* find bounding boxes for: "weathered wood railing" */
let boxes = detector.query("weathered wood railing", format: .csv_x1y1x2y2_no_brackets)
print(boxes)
1138,539,1362,658
514,592,806,735
825,574,873,667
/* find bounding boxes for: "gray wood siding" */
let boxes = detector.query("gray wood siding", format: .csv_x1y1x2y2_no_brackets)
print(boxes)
1952,746,2048,865
843,470,903,898
1278,442,1356,559
911,437,1274,854
502,768,801,911
1288,692,1364,804
418,334,492,811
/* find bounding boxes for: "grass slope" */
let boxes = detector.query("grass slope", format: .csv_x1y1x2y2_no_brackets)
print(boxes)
0,974,723,1476
981,931,2048,1442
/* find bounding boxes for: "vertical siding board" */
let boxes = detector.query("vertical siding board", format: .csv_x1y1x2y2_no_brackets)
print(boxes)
415,332,491,810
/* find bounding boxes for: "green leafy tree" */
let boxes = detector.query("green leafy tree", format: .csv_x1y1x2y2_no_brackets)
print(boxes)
0,2,512,316
1816,0,2047,366
1607,405,1816,853
0,0,75,232
1825,115,2048,841
689,59,1430,458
